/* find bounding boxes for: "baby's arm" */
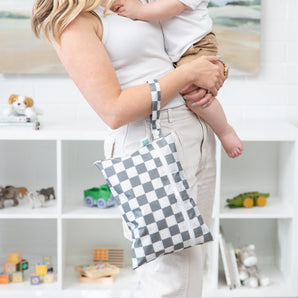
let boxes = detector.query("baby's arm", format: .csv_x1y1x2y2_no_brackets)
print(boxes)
116,0,186,21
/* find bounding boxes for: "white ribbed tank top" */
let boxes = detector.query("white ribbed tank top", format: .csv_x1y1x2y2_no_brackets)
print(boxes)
93,7,184,109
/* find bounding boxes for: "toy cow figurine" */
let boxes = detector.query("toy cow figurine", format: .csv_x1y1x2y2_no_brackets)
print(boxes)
0,186,19,209
36,187,55,201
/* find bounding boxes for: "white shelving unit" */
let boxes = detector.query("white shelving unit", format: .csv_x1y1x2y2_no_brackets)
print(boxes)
0,120,297,298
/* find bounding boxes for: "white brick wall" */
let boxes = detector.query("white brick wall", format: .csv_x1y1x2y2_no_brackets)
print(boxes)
0,0,297,126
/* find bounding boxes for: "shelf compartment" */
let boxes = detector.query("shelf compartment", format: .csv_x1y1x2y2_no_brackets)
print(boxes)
61,140,117,218
61,219,132,291
0,140,58,218
220,141,296,219
0,219,58,290
219,195,292,219
217,218,296,297
216,264,294,297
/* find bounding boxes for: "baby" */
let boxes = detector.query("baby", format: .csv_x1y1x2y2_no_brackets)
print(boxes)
115,0,243,158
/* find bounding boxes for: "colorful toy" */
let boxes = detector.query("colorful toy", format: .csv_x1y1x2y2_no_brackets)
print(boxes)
28,257,54,285
30,274,41,285
0,273,9,284
37,187,56,201
235,244,270,288
36,264,48,276
4,262,16,275
75,262,120,280
1,253,30,285
12,272,23,283
16,259,29,271
226,192,270,208
84,184,116,208
3,94,39,121
93,248,125,268
0,186,19,209
9,253,22,264
16,187,28,199
43,273,54,284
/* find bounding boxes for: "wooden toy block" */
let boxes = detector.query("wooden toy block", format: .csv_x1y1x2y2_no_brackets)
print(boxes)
75,262,120,279
0,273,9,284
79,274,114,284
43,273,54,284
9,253,22,264
47,267,54,273
16,259,29,272
93,248,125,268
30,274,41,285
36,264,47,276
94,248,108,261
4,262,16,275
12,272,23,283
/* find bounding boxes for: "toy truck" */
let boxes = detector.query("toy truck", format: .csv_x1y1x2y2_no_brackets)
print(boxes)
226,192,270,208
84,184,115,209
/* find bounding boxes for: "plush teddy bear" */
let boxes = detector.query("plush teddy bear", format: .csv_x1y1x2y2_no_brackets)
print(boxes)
3,94,38,121
236,244,270,288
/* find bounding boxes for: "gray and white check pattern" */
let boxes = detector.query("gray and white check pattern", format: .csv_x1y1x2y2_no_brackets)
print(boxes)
94,80,213,269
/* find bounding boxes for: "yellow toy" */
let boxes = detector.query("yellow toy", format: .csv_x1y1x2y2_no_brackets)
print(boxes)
36,264,47,276
9,253,22,264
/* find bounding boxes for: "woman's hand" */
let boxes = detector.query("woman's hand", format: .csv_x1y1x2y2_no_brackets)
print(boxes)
183,55,225,96
181,84,214,108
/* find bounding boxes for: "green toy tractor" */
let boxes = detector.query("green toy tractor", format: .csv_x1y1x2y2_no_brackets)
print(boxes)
226,192,270,208
84,184,115,209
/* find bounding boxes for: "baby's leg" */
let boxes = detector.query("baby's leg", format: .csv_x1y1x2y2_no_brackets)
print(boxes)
193,99,243,158
176,33,242,157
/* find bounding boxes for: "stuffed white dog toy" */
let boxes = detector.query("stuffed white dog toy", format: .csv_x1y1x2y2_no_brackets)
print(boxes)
3,94,38,121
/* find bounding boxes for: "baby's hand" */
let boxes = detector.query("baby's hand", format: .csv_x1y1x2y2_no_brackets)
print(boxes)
115,0,144,20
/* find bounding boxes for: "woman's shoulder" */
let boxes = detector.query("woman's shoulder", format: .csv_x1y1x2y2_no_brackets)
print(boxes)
63,10,103,40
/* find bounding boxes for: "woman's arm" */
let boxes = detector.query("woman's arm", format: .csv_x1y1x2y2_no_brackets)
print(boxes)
55,12,224,129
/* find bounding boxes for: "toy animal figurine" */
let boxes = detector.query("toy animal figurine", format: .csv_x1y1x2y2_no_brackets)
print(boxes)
16,187,28,200
27,191,46,209
0,186,19,209
36,187,55,201
226,192,270,208
235,244,270,288
3,94,38,121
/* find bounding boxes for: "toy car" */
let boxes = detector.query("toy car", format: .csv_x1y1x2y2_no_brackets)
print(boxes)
226,192,270,208
84,185,115,209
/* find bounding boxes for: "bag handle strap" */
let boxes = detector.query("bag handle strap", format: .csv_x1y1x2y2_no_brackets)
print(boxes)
148,79,161,140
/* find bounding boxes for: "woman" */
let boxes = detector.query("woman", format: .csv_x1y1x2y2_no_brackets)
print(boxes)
32,1,224,297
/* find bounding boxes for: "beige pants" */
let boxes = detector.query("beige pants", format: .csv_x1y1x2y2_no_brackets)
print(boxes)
175,32,218,67
104,105,216,298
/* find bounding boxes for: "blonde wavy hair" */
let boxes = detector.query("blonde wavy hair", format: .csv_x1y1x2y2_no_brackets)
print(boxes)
32,0,114,44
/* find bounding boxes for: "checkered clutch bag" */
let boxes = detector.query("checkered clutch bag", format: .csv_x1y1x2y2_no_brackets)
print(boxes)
94,80,213,269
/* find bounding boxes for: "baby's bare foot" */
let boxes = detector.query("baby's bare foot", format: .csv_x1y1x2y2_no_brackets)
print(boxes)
218,125,243,158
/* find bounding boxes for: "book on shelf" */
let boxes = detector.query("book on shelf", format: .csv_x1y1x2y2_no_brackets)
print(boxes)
218,233,233,289
227,242,241,288
0,115,31,123
219,231,241,289
0,115,40,130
